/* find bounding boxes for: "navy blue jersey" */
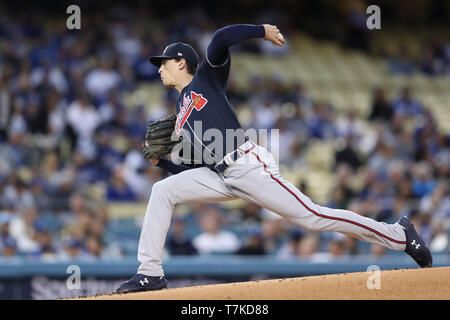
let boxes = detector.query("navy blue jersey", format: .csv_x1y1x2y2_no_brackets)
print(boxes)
174,56,246,167
157,24,265,172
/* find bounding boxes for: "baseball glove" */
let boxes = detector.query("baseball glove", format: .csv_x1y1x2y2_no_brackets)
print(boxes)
142,114,181,160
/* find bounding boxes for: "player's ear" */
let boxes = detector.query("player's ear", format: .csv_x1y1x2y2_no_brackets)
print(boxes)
177,58,187,71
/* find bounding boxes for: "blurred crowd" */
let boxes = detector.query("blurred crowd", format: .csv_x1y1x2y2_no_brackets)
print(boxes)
389,40,450,76
1,5,449,261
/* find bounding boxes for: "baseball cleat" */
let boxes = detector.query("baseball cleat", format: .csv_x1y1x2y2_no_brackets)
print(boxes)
398,216,432,268
115,274,168,294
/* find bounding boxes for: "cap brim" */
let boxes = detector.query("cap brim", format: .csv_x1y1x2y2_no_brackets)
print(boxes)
149,55,173,67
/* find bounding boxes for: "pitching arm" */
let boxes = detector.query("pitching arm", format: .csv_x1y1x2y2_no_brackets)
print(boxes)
206,24,266,67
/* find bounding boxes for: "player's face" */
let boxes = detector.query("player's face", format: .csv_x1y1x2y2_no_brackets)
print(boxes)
158,59,179,88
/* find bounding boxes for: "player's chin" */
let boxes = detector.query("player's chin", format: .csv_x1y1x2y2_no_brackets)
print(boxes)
161,78,171,87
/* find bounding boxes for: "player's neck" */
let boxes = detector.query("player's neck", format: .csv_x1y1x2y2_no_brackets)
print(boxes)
175,73,194,94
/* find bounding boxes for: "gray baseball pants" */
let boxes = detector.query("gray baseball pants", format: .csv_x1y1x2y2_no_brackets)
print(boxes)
137,141,407,276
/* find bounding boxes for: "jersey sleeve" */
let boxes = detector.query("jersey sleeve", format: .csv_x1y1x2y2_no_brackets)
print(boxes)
199,24,265,89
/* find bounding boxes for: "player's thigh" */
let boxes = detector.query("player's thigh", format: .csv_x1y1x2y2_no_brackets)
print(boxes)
224,151,320,222
152,167,236,204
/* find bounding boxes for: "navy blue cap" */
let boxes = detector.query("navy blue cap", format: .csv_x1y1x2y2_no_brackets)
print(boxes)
149,42,199,68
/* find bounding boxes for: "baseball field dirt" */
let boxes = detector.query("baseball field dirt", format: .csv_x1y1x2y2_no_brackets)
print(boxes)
73,266,450,300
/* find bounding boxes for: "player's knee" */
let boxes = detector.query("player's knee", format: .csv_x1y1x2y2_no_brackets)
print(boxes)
151,180,172,197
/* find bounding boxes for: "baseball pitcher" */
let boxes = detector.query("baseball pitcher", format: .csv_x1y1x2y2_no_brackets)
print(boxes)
116,24,432,293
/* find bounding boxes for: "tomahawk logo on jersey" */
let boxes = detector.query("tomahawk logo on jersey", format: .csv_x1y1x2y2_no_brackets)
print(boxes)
175,91,208,136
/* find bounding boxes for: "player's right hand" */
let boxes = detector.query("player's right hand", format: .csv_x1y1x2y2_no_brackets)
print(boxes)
263,24,285,47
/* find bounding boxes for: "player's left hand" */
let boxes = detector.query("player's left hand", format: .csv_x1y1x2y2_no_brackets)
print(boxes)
263,24,285,47
142,114,180,161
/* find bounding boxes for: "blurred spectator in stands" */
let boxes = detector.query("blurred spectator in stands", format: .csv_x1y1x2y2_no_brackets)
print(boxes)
0,212,16,257
226,76,248,106
66,90,101,159
389,45,415,74
391,197,411,221
45,89,68,144
325,234,347,259
419,182,448,217
31,221,58,261
9,207,39,253
368,138,397,177
40,152,70,193
121,140,159,201
392,87,423,117
289,81,313,111
239,203,263,226
432,134,450,179
413,110,439,162
84,53,121,103
192,207,241,255
306,102,337,140
410,211,432,245
0,73,12,142
260,214,286,254
365,175,396,222
106,165,138,201
343,237,360,256
24,94,48,134
29,177,51,211
370,243,386,258
97,90,124,128
336,110,364,140
0,212,12,237
2,177,35,211
1,236,17,258
334,134,362,170
94,128,124,180
84,235,102,259
235,227,266,255
59,237,84,261
429,224,449,253
87,216,107,240
296,233,323,261
275,117,297,165
166,216,197,255
276,229,304,260
253,98,280,130
306,232,348,263
419,43,439,76
132,43,160,82
342,0,369,50
368,88,393,122
393,127,416,161
327,185,352,211
411,162,436,198
333,164,355,202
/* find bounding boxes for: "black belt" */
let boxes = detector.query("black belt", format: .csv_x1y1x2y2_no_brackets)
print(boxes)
213,149,242,174
213,139,255,175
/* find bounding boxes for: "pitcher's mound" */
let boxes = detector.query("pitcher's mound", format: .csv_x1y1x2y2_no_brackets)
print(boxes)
74,266,450,300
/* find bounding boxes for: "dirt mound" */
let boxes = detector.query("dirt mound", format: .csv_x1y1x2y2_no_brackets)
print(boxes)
74,267,450,300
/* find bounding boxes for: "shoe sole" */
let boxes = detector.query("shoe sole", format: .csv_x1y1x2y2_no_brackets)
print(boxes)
116,284,168,294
